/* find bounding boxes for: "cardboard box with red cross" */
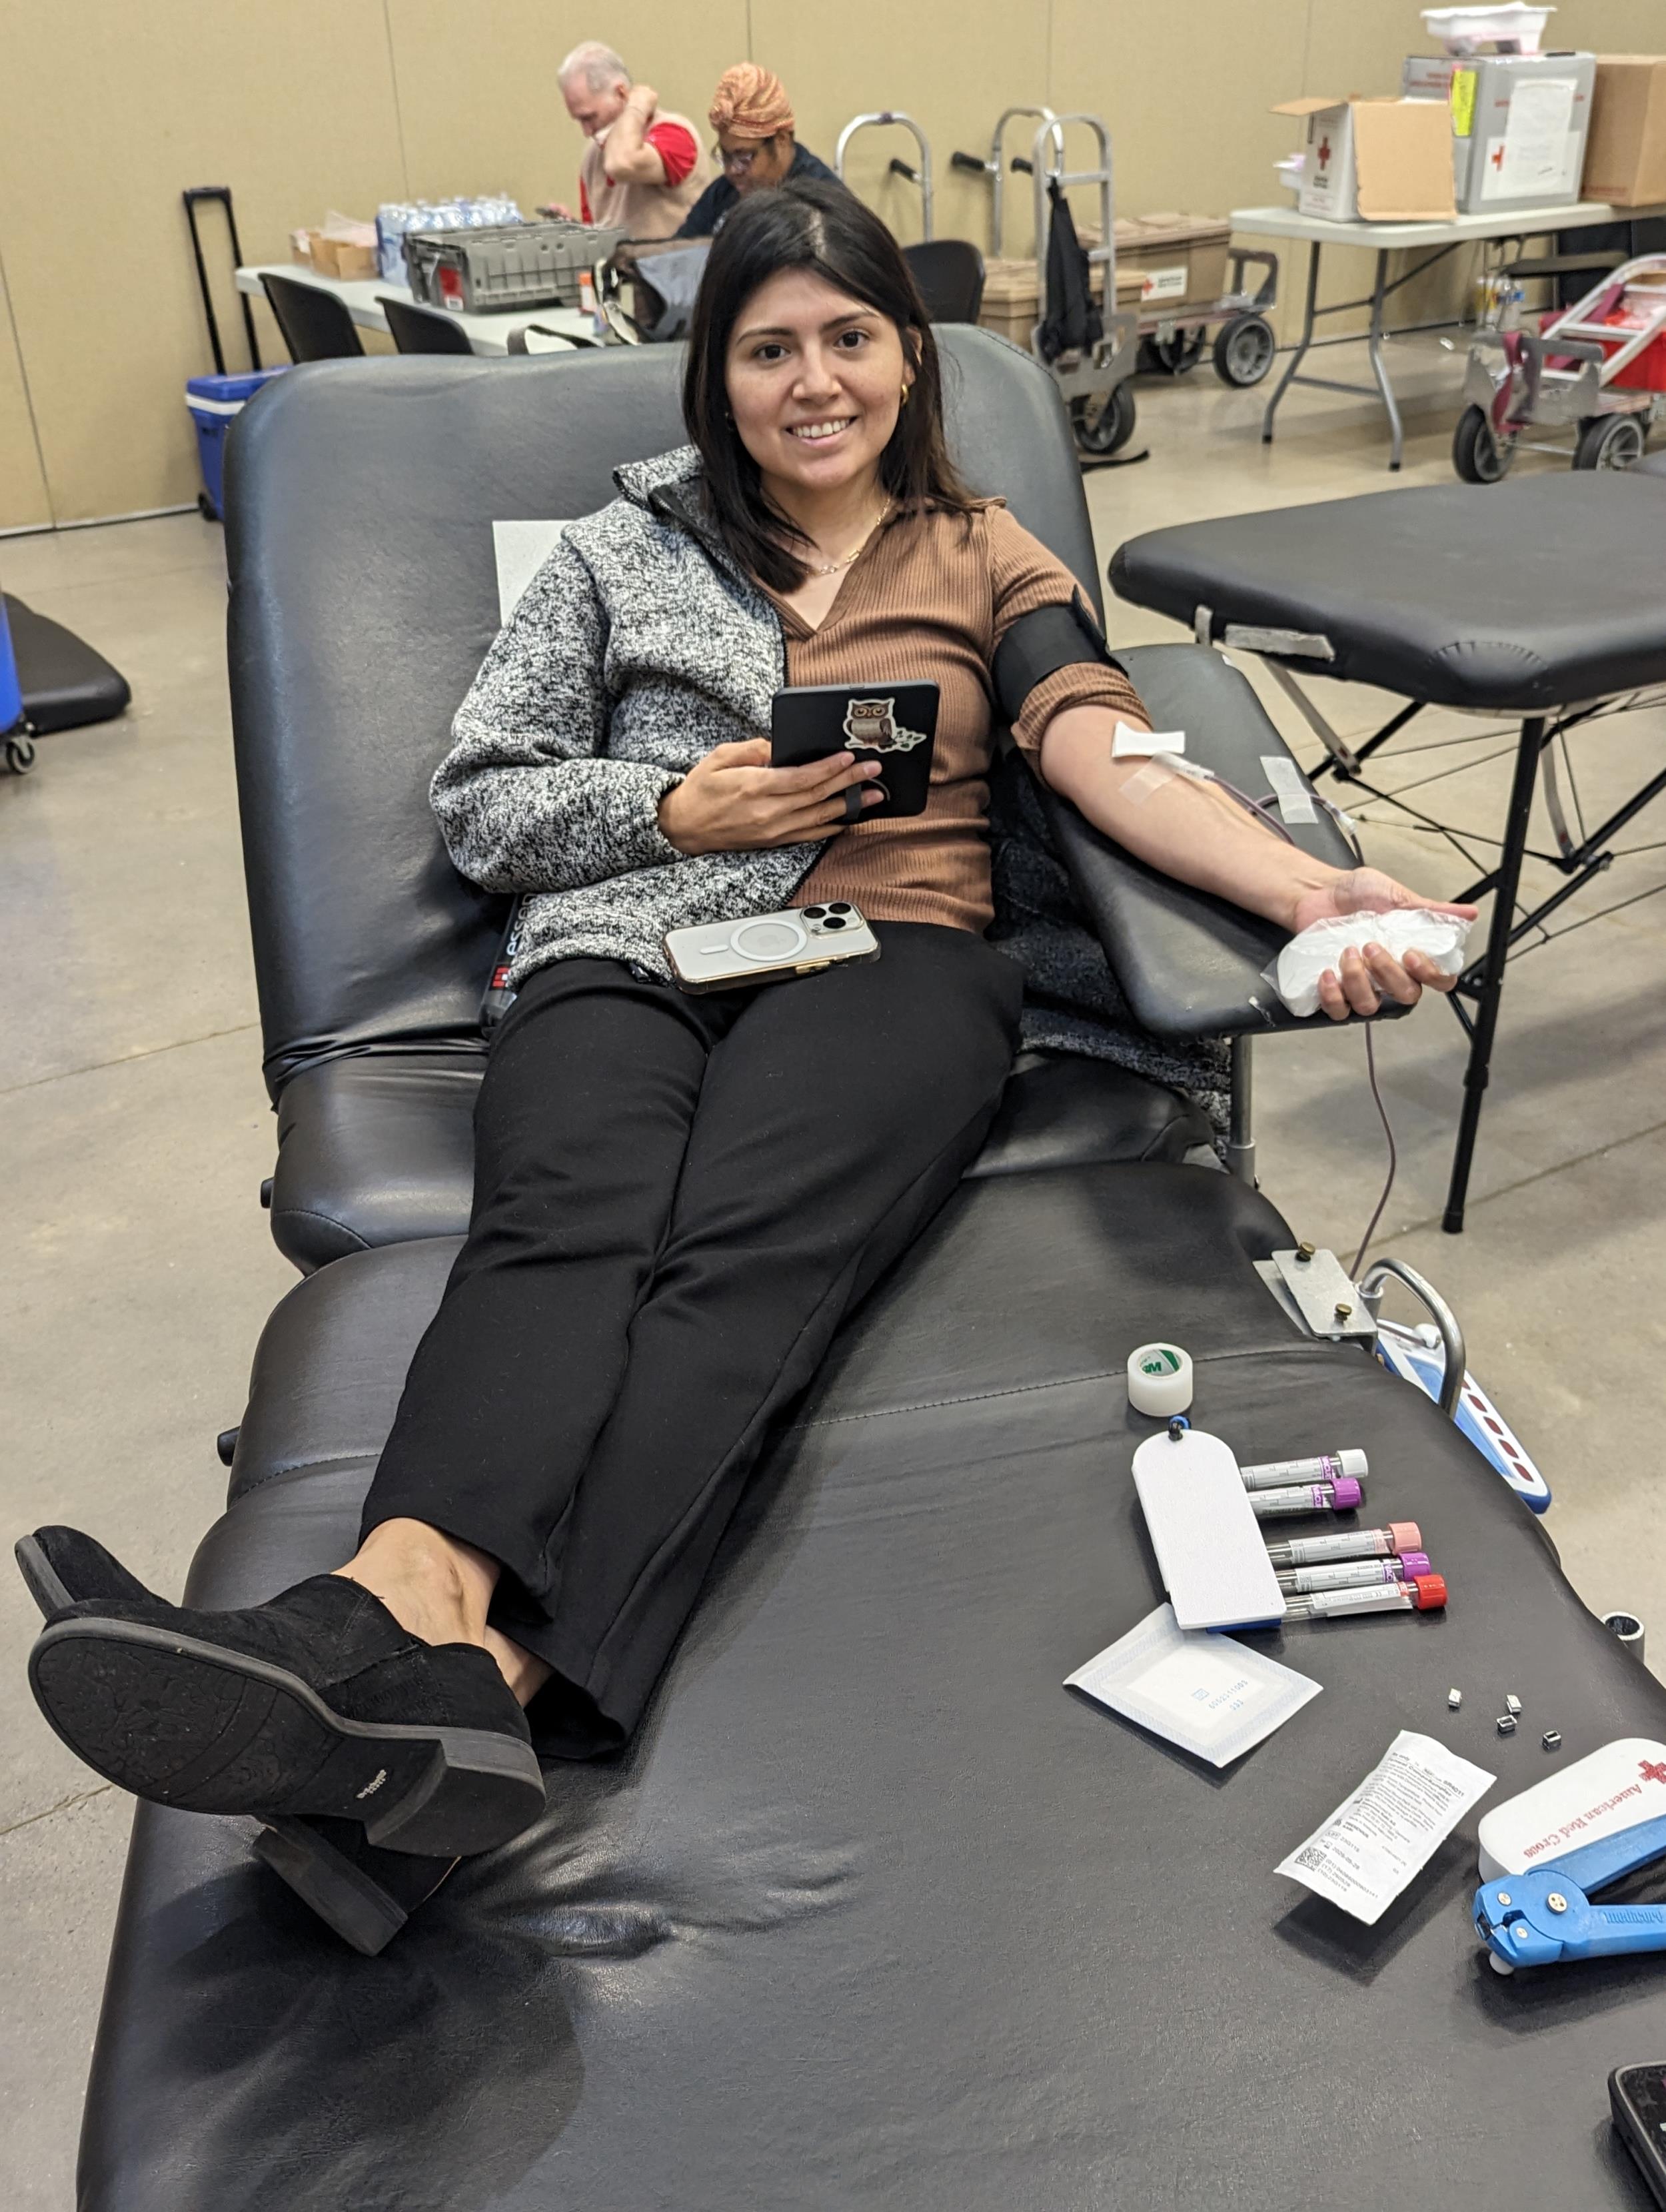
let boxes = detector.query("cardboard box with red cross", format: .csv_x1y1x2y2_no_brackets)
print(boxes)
1273,96,1455,223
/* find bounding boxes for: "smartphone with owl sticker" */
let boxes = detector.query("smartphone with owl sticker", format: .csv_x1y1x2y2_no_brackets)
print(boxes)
770,681,939,818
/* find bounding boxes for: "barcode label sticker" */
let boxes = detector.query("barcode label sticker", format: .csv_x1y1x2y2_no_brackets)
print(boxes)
1276,1730,1496,1924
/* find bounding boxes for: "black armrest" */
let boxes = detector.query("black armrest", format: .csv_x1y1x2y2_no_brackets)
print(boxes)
1046,642,1405,1039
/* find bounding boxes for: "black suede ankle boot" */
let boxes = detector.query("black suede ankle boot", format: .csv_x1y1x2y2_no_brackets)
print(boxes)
25,1532,544,1858
16,1528,462,1953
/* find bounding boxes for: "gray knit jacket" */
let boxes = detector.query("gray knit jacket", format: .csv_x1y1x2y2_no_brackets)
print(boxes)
432,446,1228,1127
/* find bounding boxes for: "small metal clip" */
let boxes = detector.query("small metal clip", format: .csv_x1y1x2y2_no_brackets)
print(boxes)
1496,1714,1517,1736
1447,1688,1462,1710
1542,1730,1562,1752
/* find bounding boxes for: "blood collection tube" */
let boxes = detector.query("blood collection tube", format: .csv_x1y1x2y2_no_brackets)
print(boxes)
1283,1574,1447,1619
1264,1520,1423,1568
1248,1478,1364,1520
1240,1449,1367,1492
1276,1552,1431,1595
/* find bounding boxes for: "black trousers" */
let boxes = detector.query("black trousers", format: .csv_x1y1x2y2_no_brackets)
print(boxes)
361,923,1024,1756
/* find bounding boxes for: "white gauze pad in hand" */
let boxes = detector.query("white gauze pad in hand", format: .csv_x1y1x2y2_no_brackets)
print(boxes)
1269,910,1473,1019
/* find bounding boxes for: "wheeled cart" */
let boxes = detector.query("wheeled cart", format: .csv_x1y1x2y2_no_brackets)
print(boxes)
951,109,1139,458
834,111,934,239
1132,233,1280,390
1455,253,1666,480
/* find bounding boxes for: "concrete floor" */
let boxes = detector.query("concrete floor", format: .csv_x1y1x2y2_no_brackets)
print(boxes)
3,336,1664,2203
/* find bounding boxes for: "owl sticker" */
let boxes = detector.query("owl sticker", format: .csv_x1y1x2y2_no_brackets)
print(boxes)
842,697,930,753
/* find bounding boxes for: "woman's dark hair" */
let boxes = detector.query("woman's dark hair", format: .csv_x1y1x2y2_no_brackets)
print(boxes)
682,178,975,592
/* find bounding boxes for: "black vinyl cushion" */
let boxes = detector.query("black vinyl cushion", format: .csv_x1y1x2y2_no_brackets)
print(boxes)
267,1045,1210,1271
1110,474,1666,711
1053,642,1399,1040
225,331,1100,1103
81,1165,1666,2211
3,593,130,734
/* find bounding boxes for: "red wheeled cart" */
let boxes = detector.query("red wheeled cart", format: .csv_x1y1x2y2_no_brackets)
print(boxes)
1454,253,1666,480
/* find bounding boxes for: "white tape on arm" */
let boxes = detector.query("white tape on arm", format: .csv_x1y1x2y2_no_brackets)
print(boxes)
1112,724,1186,760
1261,756,1317,825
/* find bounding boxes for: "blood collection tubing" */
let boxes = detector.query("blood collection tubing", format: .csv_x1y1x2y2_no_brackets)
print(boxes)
1248,1478,1363,1520
1265,1520,1422,1568
1240,1449,1367,1492
1277,1553,1431,1595
1283,1574,1447,1619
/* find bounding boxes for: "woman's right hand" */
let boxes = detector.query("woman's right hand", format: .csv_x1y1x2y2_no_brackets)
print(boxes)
658,740,886,855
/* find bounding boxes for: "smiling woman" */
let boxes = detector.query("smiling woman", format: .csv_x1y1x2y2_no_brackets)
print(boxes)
681,183,971,601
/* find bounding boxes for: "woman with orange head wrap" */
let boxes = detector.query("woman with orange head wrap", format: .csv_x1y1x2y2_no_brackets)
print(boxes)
675,63,841,237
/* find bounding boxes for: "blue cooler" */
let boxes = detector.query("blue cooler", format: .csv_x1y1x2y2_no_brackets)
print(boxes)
185,367,285,521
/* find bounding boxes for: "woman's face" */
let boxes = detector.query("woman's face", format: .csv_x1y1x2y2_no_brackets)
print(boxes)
718,131,795,197
724,269,911,498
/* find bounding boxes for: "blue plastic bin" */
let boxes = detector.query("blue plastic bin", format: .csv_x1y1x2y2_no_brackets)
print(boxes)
185,367,286,521
0,598,22,737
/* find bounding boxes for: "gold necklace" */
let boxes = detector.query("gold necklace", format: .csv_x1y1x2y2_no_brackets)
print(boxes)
805,505,890,577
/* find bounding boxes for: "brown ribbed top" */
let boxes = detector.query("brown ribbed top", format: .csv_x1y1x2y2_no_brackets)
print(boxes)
777,502,1146,934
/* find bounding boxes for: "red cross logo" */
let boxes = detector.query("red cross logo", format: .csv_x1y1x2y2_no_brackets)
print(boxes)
1640,1760,1666,1786
1316,136,1331,169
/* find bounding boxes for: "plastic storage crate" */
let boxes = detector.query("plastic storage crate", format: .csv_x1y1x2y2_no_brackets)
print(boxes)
405,220,626,312
185,368,287,522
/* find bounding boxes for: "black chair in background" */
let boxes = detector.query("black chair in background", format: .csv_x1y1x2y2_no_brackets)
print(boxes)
381,296,476,355
259,272,365,363
904,239,986,324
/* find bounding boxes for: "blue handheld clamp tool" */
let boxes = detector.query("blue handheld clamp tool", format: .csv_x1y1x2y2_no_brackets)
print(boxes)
1474,1811,1666,1972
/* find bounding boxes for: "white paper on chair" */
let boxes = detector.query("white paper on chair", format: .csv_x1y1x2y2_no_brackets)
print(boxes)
492,520,570,621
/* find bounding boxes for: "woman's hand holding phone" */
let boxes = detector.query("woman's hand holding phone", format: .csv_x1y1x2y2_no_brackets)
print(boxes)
658,740,884,855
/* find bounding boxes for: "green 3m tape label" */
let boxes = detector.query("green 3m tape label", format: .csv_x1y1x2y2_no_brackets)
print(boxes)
1139,1349,1183,1377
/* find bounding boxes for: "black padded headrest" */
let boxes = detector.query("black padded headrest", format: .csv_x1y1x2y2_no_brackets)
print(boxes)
225,329,1095,1096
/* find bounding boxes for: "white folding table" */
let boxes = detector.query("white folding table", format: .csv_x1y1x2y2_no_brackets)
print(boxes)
235,265,598,356
1230,198,1666,468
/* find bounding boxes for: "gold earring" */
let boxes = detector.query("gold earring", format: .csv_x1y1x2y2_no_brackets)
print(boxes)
900,383,911,405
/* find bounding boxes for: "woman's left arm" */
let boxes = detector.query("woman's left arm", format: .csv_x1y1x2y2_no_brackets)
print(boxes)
1037,704,1477,1021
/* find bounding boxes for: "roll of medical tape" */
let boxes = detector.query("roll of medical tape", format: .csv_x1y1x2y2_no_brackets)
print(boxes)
1126,1342,1194,1418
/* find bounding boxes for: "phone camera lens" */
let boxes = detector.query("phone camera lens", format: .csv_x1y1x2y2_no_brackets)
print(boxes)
828,902,852,914
822,915,848,929
802,906,826,919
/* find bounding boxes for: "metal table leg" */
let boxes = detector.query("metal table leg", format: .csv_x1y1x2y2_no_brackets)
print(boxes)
1261,242,1319,446
1364,250,1405,472
1441,716,1547,1234
1227,1037,1256,1185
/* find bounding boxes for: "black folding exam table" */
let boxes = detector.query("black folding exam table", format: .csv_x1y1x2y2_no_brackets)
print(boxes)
1112,470,1666,1230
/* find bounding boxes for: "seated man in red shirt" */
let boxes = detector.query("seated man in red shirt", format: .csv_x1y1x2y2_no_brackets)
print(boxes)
544,41,712,241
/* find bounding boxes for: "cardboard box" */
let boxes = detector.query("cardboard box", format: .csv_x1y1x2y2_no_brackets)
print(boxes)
303,233,378,280
1272,97,1456,222
1403,51,1595,213
1114,215,1232,311
1583,56,1666,206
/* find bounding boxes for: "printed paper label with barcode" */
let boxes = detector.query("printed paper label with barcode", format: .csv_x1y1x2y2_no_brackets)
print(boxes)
1276,1730,1495,1924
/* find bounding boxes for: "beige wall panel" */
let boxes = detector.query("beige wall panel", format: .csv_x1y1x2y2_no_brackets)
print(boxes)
388,0,749,217
751,0,1055,255
0,259,52,533
1048,0,1309,336
1050,0,1309,222
0,0,405,522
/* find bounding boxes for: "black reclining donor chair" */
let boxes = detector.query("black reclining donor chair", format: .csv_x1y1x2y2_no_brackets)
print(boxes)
76,336,1666,2210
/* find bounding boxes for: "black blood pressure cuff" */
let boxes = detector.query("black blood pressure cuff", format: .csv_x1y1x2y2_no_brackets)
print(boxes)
992,591,1127,727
